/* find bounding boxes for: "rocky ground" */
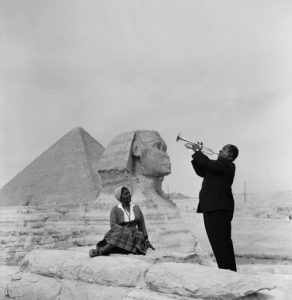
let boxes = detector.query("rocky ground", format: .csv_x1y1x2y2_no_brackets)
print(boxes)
1,191,292,299
1,248,291,300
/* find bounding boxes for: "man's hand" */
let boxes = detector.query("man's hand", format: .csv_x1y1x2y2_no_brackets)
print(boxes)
185,142,203,152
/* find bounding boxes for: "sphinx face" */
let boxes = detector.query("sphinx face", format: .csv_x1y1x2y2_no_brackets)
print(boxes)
132,131,171,177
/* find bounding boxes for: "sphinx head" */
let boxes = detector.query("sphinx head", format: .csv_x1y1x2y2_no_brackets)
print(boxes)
132,130,171,177
97,130,171,194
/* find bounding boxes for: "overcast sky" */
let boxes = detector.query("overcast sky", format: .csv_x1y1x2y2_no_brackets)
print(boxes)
1,0,292,197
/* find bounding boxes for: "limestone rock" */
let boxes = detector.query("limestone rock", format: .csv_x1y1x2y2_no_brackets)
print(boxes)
79,256,150,287
68,246,214,267
22,249,150,287
4,251,292,300
5,272,130,300
5,272,62,300
22,249,88,280
237,273,292,300
3,271,195,300
0,265,19,297
145,262,276,299
0,203,112,265
124,289,199,300
97,130,173,205
0,127,105,206
132,249,213,266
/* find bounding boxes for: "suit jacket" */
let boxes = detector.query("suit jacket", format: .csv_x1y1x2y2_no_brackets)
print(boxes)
191,151,235,213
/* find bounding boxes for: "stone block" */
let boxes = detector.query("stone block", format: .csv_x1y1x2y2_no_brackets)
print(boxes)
145,262,276,299
78,256,150,287
124,289,199,300
0,266,19,298
22,249,87,280
5,272,130,300
22,249,150,287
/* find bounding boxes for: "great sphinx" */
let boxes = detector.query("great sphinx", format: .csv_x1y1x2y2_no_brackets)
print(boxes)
96,130,209,258
97,130,174,207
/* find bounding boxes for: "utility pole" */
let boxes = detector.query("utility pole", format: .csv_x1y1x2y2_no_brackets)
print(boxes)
244,181,247,204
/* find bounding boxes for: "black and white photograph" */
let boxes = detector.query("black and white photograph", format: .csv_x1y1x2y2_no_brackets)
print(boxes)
1,1,292,299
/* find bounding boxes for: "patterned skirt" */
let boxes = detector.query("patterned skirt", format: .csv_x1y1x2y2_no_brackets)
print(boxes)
97,225,147,255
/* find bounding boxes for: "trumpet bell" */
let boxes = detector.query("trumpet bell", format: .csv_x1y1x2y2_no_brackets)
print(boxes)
176,132,218,156
176,133,182,142
176,132,193,144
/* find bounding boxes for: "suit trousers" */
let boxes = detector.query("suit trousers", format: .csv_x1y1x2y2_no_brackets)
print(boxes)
203,210,237,272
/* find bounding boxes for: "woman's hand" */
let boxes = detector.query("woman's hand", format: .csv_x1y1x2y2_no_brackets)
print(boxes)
126,220,137,227
146,239,155,250
111,223,122,231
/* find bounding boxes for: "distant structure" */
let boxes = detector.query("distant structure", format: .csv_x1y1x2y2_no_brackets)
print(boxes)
0,127,105,206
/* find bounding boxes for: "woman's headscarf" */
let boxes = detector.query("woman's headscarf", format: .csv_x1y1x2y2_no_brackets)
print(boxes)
114,186,127,201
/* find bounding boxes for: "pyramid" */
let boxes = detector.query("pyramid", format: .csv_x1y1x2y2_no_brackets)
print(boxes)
0,127,105,206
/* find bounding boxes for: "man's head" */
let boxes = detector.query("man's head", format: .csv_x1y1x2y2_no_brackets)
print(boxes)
218,144,239,162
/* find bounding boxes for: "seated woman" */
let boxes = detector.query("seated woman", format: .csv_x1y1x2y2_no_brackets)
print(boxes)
89,186,155,257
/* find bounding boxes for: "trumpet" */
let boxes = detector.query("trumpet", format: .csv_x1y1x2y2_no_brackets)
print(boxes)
176,133,218,156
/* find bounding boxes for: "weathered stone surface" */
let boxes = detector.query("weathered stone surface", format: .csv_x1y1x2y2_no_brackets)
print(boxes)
79,256,150,287
3,251,292,300
0,205,107,265
124,289,199,300
238,273,292,300
145,262,276,299
5,272,62,300
22,249,88,280
0,127,105,206
0,266,19,298
5,272,130,300
68,246,214,267
22,249,150,287
96,130,174,206
282,285,292,300
132,249,213,266
4,271,290,300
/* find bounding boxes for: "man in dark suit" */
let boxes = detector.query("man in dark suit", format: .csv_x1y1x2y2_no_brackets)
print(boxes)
190,143,239,272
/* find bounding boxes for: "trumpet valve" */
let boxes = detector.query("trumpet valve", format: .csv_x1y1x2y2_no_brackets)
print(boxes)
184,142,194,149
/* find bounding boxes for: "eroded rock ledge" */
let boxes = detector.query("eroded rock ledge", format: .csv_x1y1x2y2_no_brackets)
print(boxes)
1,248,284,300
